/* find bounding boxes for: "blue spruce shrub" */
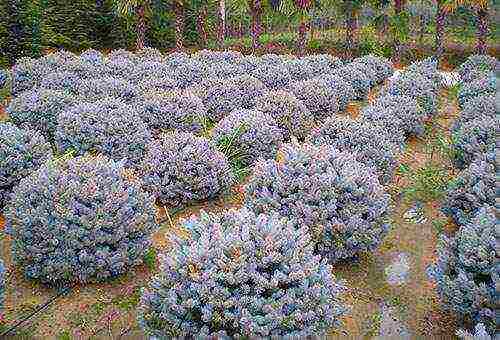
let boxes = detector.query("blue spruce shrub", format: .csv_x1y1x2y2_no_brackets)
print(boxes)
450,116,498,169
211,109,286,167
136,77,179,95
138,207,347,338
0,122,52,210
314,74,356,110
137,91,208,135
251,63,292,90
135,47,164,63
195,75,267,122
192,49,242,64
232,55,261,73
457,75,496,108
205,61,246,79
406,57,442,84
7,88,76,139
260,53,285,65
331,66,371,100
384,70,439,117
284,59,315,82
55,100,152,169
354,55,394,83
286,79,342,120
79,49,105,66
245,142,391,263
39,71,80,93
169,60,209,89
458,55,499,83
164,51,191,68
302,54,343,76
75,77,139,103
456,323,492,339
457,95,496,125
346,62,378,88
108,49,137,62
429,205,498,334
140,131,234,207
309,116,404,185
254,90,315,140
5,155,159,284
361,94,427,138
441,159,496,226
11,57,48,94
127,61,171,83
104,57,137,79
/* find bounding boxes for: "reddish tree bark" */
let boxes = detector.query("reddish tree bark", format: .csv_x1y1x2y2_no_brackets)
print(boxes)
476,7,489,54
174,0,184,50
249,0,262,51
136,4,146,50
435,0,446,57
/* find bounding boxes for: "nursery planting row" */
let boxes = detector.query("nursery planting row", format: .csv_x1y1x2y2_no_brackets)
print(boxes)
0,49,498,338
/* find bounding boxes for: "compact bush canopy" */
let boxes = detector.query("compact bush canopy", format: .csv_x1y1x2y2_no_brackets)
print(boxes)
353,55,394,83
250,63,292,90
211,109,286,167
253,90,315,141
429,205,498,335
75,77,140,103
0,122,52,211
138,208,347,338
141,131,234,208
441,159,496,226
450,116,498,169
137,91,208,136
458,55,499,83
457,74,496,108
5,155,159,284
55,100,152,169
0,259,5,314
361,94,426,138
245,142,391,263
7,88,75,140
308,116,404,184
454,94,496,126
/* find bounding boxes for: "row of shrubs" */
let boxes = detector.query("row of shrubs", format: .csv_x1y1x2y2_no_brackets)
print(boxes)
430,54,498,338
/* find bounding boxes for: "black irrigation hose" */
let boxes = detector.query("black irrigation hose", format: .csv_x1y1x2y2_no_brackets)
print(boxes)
0,284,76,338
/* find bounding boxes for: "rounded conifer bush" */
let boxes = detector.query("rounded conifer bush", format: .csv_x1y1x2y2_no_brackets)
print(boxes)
7,88,76,139
141,132,234,208
309,116,404,184
0,122,52,211
55,100,152,169
0,260,4,314
353,55,394,83
39,71,80,93
458,54,499,83
138,207,347,338
75,77,139,103
286,79,342,120
4,155,159,284
138,91,208,135
302,54,343,76
450,116,498,169
251,63,292,90
245,142,391,263
361,94,427,138
211,109,286,167
457,75,496,108
254,90,315,140
457,95,496,125
441,159,496,226
429,205,498,335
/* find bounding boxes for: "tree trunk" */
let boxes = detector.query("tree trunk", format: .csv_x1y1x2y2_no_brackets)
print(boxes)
435,0,445,58
297,20,308,56
136,4,146,50
174,1,184,50
218,0,225,48
393,0,406,61
345,6,358,50
476,7,488,54
197,4,208,47
249,0,262,52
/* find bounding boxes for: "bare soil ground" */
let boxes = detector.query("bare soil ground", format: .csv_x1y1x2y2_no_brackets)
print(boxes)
0,85,462,339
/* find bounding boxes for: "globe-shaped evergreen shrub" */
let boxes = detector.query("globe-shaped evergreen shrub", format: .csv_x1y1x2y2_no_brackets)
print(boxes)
384,71,439,117
196,75,267,122
284,59,315,81
332,65,371,100
361,94,426,138
429,205,498,335
0,69,9,89
353,55,394,83
141,132,234,208
135,47,164,63
136,77,179,95
441,159,496,226
138,91,208,135
308,116,404,184
211,109,286,167
103,57,137,79
164,51,191,68
458,54,499,83
79,49,105,66
457,95,496,126
251,63,292,90
168,60,208,89
245,142,391,263
0,122,52,210
254,90,315,140
4,155,159,284
286,79,342,120
127,61,171,83
39,71,80,93
55,100,152,169
314,74,356,111
7,88,76,139
450,116,498,169
11,57,46,94
302,54,343,76
138,207,347,338
457,74,496,108
75,77,140,102
406,57,442,84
